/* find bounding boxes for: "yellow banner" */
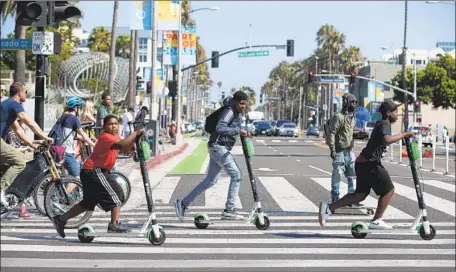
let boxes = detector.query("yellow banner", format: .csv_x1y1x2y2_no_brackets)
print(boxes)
156,0,179,30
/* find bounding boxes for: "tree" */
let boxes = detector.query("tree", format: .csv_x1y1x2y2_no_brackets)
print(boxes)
88,27,111,53
116,34,131,58
392,54,456,109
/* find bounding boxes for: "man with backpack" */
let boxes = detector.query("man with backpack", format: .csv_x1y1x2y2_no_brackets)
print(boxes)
324,93,362,205
49,97,96,178
174,91,249,221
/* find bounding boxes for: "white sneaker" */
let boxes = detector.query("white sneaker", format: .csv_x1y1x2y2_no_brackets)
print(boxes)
1,190,8,207
318,202,332,226
369,219,393,230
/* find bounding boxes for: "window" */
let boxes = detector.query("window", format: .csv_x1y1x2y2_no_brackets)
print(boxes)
138,38,148,51
139,53,147,63
416,59,422,65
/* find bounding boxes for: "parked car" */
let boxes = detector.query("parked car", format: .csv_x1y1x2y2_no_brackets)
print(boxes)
306,126,320,137
254,121,274,136
279,123,298,137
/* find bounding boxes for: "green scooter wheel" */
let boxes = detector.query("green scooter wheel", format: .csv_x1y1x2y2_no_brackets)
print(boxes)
77,226,95,243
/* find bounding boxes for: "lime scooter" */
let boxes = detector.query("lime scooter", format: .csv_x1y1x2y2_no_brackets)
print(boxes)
350,137,436,240
193,115,270,230
76,132,167,245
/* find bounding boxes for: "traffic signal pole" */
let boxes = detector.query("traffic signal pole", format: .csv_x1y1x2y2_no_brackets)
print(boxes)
34,25,47,138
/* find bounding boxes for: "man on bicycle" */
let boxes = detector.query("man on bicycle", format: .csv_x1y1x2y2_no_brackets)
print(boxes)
0,82,53,206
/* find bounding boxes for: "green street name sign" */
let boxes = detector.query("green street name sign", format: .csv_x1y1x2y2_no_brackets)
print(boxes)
238,50,270,58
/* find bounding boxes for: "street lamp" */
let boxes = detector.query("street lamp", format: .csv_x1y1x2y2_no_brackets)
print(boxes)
176,5,220,143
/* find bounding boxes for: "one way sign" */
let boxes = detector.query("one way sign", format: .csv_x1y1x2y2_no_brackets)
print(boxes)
32,32,54,55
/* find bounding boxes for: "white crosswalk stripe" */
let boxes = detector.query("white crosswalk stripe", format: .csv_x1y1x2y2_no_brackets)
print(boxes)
1,175,454,271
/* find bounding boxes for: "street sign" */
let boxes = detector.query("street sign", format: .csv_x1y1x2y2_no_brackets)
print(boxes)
238,50,269,58
0,39,33,50
32,32,54,55
317,76,345,83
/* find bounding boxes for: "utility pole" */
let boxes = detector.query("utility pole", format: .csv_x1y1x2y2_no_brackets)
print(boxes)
401,1,409,132
175,2,183,144
297,86,303,130
413,53,417,124
149,2,157,120
34,25,47,139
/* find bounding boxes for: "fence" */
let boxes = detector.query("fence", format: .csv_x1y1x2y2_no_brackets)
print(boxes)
388,134,454,175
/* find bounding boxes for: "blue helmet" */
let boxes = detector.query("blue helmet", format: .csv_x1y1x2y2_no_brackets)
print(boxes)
66,96,84,109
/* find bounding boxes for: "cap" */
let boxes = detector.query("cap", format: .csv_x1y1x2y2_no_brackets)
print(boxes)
379,99,401,114
343,93,357,103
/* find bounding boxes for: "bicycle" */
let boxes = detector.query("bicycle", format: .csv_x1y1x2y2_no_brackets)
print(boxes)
1,140,89,228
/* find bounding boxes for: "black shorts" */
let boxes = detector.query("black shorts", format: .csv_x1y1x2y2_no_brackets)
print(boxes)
355,162,394,197
79,168,125,212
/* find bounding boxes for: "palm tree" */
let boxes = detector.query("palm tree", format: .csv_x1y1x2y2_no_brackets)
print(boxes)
115,34,131,58
88,27,111,53
107,0,119,99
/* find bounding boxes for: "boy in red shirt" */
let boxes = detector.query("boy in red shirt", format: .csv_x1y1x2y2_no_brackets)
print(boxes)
51,114,144,237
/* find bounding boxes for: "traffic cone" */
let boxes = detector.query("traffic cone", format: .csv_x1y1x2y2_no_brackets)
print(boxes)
424,150,432,158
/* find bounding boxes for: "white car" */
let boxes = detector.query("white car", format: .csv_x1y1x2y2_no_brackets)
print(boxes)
279,123,298,137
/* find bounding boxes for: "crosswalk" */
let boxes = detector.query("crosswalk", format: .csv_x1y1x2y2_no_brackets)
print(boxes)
1,175,455,271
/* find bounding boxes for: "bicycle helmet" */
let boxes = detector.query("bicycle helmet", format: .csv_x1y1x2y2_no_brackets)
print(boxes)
66,96,84,109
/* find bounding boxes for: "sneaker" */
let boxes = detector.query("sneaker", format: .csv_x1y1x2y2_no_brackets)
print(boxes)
221,209,245,220
51,215,67,238
318,202,332,227
1,190,8,207
369,219,393,230
348,202,364,208
107,222,132,233
173,198,186,222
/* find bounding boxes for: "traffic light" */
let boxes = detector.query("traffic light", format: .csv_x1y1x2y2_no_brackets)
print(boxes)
51,1,82,27
259,93,263,104
168,80,177,98
211,51,219,68
16,1,48,27
414,100,421,113
349,71,357,85
146,81,152,94
136,76,144,90
307,71,314,83
286,39,294,57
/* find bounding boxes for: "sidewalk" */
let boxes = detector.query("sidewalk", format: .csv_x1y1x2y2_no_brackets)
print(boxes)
118,137,202,210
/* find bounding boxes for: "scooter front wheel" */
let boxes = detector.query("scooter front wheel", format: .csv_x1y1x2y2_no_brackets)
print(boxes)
254,215,270,230
351,223,368,239
148,228,166,245
419,224,436,241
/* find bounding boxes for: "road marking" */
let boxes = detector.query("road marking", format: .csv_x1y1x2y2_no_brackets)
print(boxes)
151,176,181,204
259,176,318,212
2,244,454,255
205,177,243,209
272,140,281,143
273,149,277,152
419,179,455,193
311,178,414,219
255,168,277,172
308,165,332,175
1,258,454,269
305,140,315,143
392,182,455,217
231,146,243,155
288,140,298,143
199,155,209,174
280,153,285,155
3,228,454,235
296,159,301,162
1,235,453,244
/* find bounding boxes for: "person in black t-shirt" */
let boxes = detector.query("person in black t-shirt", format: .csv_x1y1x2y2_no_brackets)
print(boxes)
318,99,415,230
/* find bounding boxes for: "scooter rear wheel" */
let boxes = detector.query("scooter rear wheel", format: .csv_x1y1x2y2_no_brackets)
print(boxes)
351,224,368,239
78,227,95,243
194,215,209,229
419,224,436,241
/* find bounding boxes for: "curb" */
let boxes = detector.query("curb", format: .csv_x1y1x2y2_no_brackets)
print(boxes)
137,143,189,171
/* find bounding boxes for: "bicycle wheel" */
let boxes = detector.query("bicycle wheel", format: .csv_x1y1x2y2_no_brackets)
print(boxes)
111,171,131,206
44,177,92,229
32,173,53,216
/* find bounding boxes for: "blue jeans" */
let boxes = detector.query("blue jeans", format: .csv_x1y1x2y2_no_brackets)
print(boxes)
331,150,355,201
182,145,242,211
64,153,80,177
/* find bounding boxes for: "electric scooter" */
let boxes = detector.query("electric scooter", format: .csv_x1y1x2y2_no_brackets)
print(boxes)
77,132,166,245
193,117,270,230
350,138,436,240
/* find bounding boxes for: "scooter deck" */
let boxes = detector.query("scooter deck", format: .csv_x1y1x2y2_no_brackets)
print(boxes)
82,231,147,237
354,228,419,234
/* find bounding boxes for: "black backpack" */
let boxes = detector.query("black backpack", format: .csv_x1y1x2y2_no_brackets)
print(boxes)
204,106,230,134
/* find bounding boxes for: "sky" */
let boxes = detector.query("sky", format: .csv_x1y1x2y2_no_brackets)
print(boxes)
1,1,455,105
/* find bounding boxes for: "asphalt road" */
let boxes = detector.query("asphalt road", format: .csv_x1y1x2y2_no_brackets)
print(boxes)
1,136,455,271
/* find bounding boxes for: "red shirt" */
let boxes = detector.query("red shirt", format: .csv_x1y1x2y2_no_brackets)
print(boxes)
84,132,121,171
